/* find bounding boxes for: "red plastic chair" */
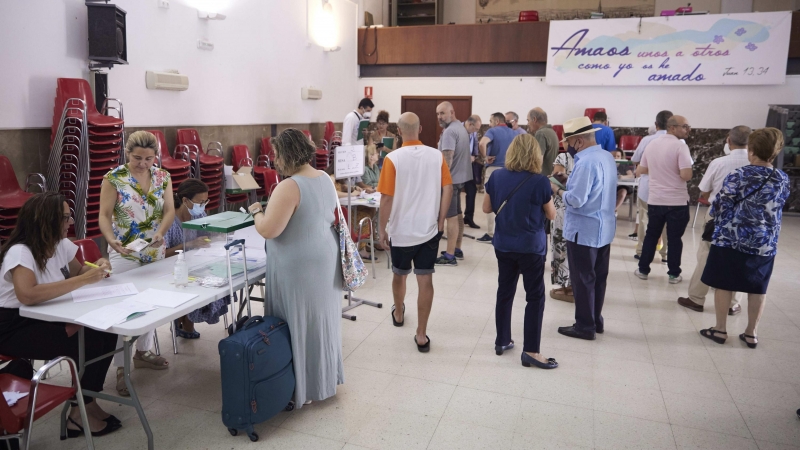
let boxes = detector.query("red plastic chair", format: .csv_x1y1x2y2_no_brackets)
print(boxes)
552,124,565,152
73,239,101,265
231,145,253,172
175,129,224,166
149,130,191,173
619,135,642,151
259,137,275,168
54,78,123,127
518,10,539,22
0,156,34,210
0,355,94,449
584,108,606,121
256,167,280,198
323,122,335,145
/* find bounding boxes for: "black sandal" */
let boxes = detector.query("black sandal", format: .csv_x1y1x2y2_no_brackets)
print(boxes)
415,335,430,353
700,328,727,344
63,417,121,439
391,304,405,327
739,333,758,349
69,402,120,426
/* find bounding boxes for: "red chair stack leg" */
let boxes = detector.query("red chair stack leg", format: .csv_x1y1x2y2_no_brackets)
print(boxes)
176,129,224,211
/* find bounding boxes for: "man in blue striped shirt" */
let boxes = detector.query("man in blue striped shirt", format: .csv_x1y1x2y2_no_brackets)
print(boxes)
550,117,617,340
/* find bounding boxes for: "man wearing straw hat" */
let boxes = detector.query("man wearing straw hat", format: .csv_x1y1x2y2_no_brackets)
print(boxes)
550,117,617,340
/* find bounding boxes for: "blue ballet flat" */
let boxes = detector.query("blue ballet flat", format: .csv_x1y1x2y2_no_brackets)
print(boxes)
495,340,514,355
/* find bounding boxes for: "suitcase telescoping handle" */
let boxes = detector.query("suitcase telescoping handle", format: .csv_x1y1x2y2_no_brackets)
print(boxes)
225,238,252,334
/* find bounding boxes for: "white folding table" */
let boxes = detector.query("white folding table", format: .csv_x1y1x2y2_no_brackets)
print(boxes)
19,254,265,450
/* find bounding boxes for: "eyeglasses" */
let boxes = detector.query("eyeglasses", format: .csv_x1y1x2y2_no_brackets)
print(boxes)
191,199,210,206
62,214,73,223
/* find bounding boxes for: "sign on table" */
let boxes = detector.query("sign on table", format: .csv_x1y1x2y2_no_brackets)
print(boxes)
335,145,365,179
546,11,792,86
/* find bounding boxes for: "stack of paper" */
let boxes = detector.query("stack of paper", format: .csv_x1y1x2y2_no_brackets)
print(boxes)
75,300,156,330
127,289,198,308
72,282,139,303
3,390,28,406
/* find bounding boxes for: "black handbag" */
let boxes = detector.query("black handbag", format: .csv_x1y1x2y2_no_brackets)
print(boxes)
701,167,775,242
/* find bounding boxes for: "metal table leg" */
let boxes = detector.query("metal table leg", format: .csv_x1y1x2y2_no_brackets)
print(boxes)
123,336,154,450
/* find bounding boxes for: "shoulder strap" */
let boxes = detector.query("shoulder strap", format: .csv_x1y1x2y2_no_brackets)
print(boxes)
495,173,535,215
735,167,776,206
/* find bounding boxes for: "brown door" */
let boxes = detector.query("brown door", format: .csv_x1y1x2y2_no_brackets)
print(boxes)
400,96,472,148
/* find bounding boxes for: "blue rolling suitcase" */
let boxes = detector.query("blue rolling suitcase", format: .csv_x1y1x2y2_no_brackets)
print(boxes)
218,239,295,442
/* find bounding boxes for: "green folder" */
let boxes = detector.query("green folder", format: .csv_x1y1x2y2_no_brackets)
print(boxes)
356,120,370,141
382,137,394,149
182,211,253,233
549,176,565,190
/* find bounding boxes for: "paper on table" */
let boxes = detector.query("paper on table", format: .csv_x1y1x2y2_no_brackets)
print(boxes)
127,288,198,308
232,226,266,249
74,300,156,330
72,282,139,303
193,248,227,257
3,391,28,406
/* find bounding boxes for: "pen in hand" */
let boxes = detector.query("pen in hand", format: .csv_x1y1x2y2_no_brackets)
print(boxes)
84,261,112,274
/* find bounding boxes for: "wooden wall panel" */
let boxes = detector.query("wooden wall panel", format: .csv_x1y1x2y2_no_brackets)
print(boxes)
359,11,800,65
358,22,550,65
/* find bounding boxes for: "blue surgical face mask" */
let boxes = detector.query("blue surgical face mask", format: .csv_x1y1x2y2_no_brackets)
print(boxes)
567,145,577,158
187,201,206,217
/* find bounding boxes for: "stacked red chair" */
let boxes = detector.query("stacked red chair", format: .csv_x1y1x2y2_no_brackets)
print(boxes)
175,129,224,212
552,124,565,152
150,130,192,190
584,108,606,121
227,145,253,209
254,138,279,199
619,135,643,159
518,10,539,22
0,157,45,244
47,78,124,239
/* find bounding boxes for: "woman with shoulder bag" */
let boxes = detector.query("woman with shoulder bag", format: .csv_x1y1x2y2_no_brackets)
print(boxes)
699,128,790,349
483,134,558,369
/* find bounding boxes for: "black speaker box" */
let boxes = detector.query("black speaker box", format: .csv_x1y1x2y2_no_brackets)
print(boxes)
87,3,128,65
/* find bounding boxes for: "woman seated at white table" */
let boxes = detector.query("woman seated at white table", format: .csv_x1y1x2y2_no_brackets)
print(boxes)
163,178,229,338
0,192,122,438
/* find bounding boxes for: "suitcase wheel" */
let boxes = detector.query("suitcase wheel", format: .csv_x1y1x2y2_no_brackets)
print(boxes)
248,432,259,442
350,316,356,321
228,428,238,436
377,303,383,308
285,401,295,412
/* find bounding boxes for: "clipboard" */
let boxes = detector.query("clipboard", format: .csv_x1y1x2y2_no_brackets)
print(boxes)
382,137,394,149
549,176,566,190
356,120,370,141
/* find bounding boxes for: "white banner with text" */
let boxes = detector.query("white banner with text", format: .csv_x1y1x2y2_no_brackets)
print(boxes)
546,12,792,86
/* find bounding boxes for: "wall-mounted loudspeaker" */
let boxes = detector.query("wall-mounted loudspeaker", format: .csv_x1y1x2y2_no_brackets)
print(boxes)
87,3,128,65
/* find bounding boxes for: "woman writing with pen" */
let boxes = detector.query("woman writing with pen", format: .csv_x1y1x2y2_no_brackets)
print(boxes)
0,192,122,438
99,130,175,395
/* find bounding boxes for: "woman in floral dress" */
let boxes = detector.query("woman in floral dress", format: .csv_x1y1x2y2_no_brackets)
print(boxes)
550,151,574,302
99,130,175,395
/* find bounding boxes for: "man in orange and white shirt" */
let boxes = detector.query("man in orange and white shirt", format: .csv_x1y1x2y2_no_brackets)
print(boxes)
378,112,453,353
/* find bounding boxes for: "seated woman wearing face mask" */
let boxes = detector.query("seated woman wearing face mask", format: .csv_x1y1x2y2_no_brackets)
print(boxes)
163,179,229,337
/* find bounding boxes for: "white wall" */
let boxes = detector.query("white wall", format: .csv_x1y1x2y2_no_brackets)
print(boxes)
0,0,359,129
358,76,800,129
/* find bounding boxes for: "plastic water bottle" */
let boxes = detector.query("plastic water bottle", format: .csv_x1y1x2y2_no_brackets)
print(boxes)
173,250,188,288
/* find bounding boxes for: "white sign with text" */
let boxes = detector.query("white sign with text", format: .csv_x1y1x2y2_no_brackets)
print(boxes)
546,11,792,86
334,145,365,179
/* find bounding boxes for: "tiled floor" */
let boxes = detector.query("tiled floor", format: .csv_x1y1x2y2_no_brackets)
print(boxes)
27,204,800,449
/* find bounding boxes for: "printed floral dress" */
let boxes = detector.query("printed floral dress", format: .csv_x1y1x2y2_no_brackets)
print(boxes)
551,152,574,287
105,164,171,264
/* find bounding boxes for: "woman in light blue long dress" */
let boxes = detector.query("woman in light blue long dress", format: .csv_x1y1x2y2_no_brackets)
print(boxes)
248,129,343,407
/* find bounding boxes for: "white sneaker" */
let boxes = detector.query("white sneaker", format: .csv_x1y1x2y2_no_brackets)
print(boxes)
669,275,683,284
634,269,648,280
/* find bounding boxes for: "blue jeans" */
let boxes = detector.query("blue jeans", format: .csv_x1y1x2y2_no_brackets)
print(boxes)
639,204,690,277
